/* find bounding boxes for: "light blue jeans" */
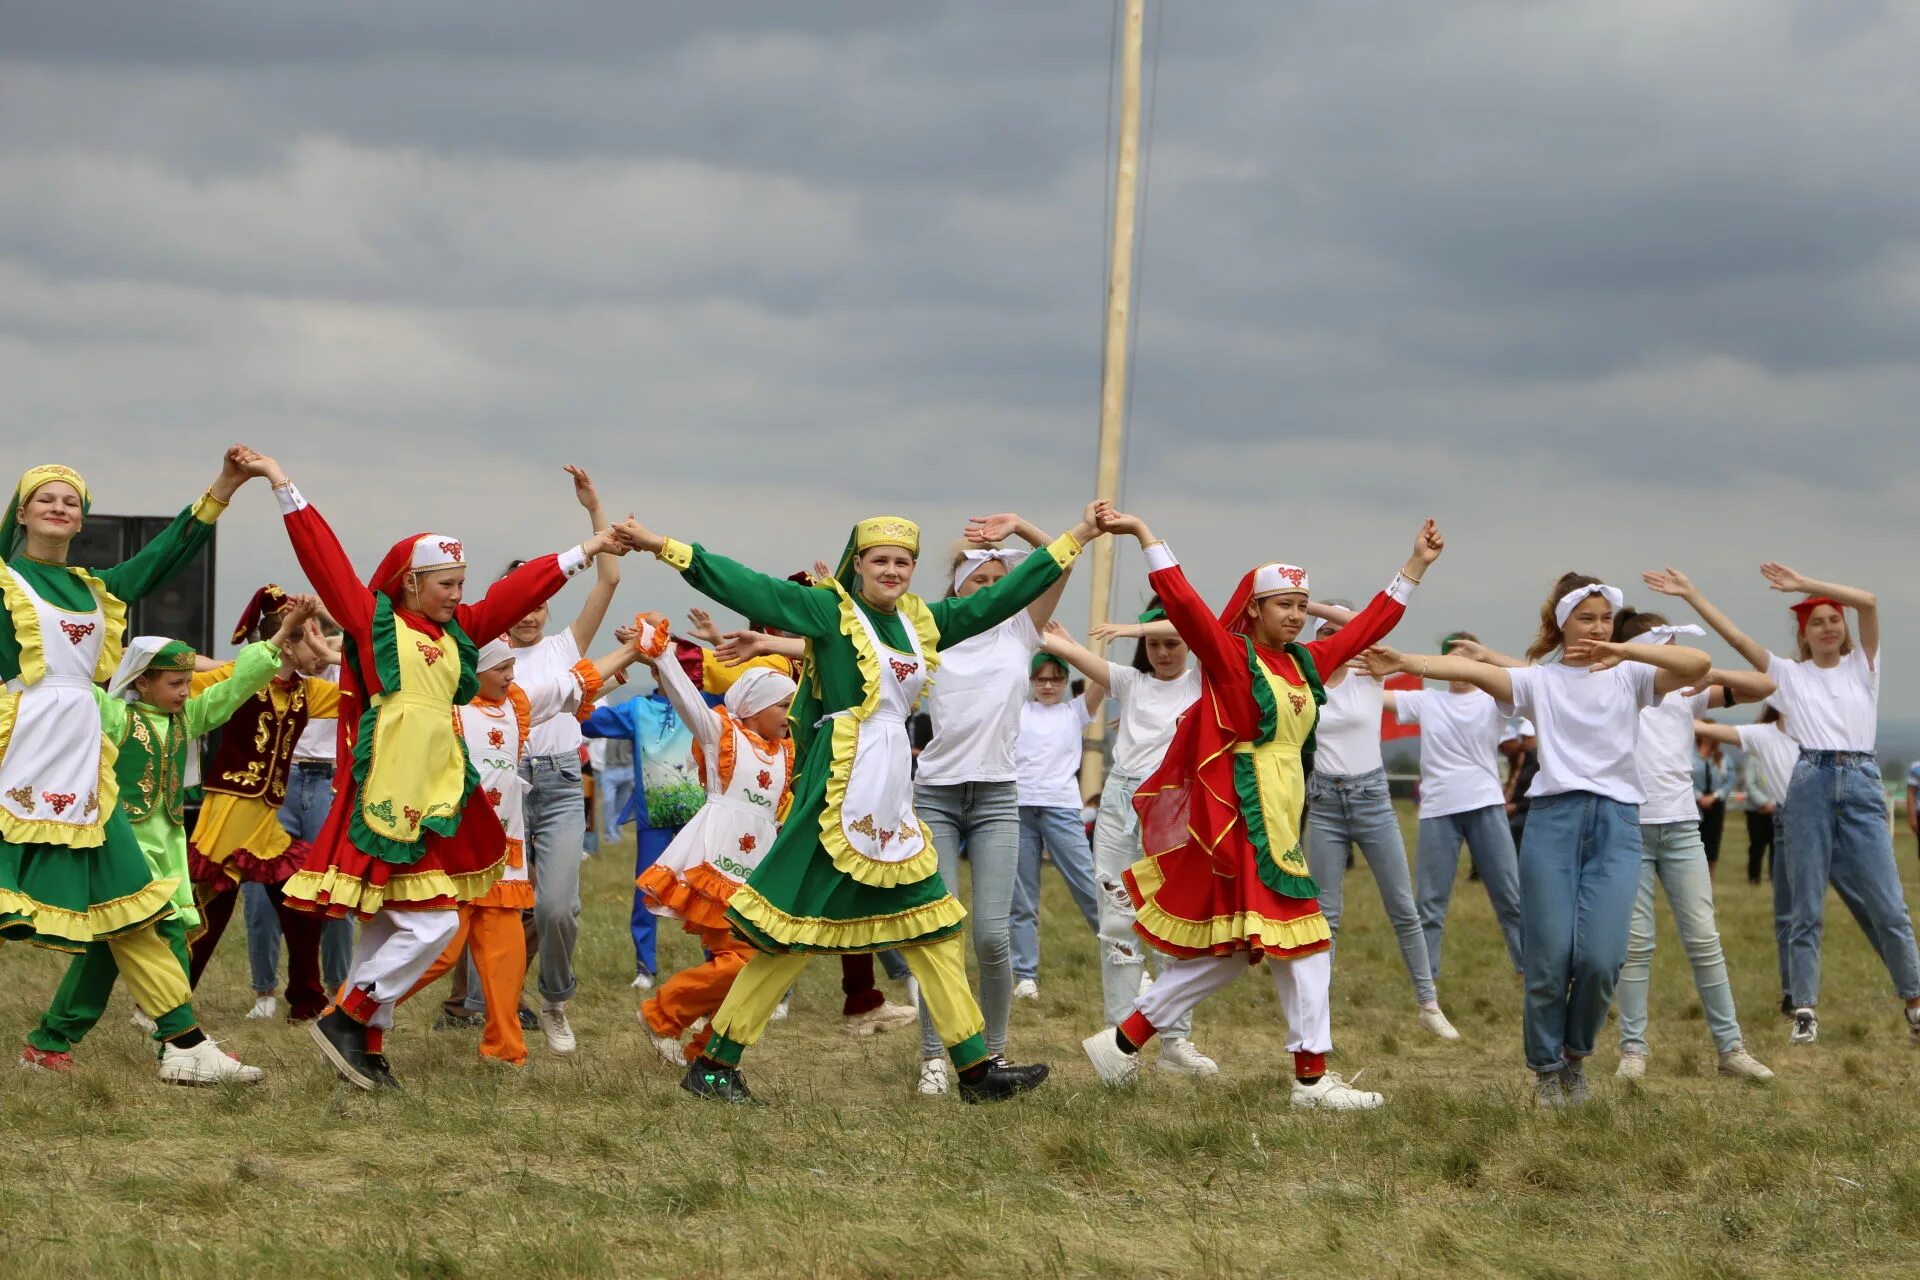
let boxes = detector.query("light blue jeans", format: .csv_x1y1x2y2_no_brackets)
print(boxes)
278,763,354,992
1305,768,1437,1004
597,765,635,845
1517,791,1642,1073
914,780,1020,1060
1415,804,1525,978
1615,821,1744,1055
1781,751,1920,1007
1090,771,1191,1038
521,752,586,1005
1011,805,1100,982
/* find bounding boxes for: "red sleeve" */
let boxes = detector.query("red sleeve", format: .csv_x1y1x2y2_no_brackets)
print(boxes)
457,553,568,645
1148,562,1253,711
284,504,373,637
1305,590,1405,674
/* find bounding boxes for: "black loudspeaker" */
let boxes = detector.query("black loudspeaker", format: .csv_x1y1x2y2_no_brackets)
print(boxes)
65,514,218,655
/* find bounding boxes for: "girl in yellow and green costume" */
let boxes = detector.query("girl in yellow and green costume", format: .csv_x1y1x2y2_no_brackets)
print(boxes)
29,604,312,1074
614,503,1105,1105
4,453,275,1085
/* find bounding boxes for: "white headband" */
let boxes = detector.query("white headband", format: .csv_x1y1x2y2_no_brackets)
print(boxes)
1252,562,1311,599
412,534,466,574
953,548,1028,594
724,667,798,720
1553,583,1625,628
475,639,515,673
1635,623,1705,645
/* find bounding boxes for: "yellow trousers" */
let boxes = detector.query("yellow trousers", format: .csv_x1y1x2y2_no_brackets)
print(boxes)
709,934,988,1069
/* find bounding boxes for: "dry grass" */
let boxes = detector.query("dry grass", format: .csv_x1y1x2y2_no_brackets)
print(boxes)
6,808,1920,1279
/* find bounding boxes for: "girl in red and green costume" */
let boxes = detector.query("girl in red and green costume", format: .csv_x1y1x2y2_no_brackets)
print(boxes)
613,504,1106,1105
1079,503,1444,1111
240,450,628,1091
5,451,278,1084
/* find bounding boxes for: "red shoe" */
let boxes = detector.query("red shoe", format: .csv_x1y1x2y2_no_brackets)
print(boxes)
20,1045,74,1073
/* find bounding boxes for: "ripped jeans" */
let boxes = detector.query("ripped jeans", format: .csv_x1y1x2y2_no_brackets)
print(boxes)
1091,769,1191,1039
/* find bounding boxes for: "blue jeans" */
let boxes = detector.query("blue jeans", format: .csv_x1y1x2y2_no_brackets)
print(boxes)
1772,811,1792,1000
1011,805,1100,982
1781,751,1920,1006
1415,805,1525,978
1517,791,1642,1072
914,779,1020,1060
280,762,353,992
241,882,281,994
1305,768,1436,1004
632,825,674,977
598,766,635,845
521,753,587,1004
1615,821,1745,1055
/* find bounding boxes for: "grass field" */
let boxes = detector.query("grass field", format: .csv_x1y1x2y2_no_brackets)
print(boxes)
6,805,1920,1279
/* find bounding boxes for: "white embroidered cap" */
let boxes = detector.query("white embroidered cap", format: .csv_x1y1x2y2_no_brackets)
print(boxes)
412,534,466,574
1251,562,1311,599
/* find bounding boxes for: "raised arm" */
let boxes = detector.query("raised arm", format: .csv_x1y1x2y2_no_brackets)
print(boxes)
1303,519,1441,672
1445,639,1527,669
1040,620,1117,690
929,510,1097,647
97,445,257,606
1762,563,1878,664
647,631,723,749
965,508,1089,629
186,638,284,736
1095,506,1247,688
463,532,616,645
1363,645,1514,705
1643,567,1769,673
563,464,621,654
241,454,374,635
615,517,842,639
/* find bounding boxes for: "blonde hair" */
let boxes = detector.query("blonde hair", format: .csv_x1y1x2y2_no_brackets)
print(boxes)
1527,572,1603,662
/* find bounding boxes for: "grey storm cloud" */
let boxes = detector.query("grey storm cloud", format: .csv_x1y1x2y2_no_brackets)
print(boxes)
2,1,1917,717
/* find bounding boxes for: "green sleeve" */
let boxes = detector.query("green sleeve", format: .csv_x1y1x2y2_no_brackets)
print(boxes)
680,545,842,639
92,687,129,742
96,503,218,607
928,543,1068,649
185,642,282,736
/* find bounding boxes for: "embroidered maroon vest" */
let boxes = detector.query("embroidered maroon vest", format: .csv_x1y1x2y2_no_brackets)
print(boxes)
202,679,310,805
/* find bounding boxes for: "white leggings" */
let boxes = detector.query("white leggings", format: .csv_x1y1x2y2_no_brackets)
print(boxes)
349,909,459,1029
1134,950,1332,1055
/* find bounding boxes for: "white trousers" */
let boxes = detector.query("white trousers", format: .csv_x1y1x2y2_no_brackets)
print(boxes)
1133,950,1333,1055
350,909,460,1029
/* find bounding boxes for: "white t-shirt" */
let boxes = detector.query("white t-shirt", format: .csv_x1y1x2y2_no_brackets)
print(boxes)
1500,661,1664,804
1765,648,1880,753
1104,661,1202,780
1313,673,1385,778
1016,695,1095,809
1634,688,1714,826
514,631,585,758
915,612,1041,786
1738,723,1799,808
292,665,341,764
1394,688,1507,819
1500,715,1536,744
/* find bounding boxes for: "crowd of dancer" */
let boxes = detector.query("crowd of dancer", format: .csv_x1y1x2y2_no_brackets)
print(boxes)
4,447,1915,1110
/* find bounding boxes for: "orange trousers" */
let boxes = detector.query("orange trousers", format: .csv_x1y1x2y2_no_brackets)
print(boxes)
641,923,755,1044
404,904,528,1066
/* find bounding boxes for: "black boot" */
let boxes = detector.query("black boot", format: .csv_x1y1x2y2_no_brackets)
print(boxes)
307,1009,376,1091
363,1053,403,1091
958,1059,1050,1104
680,1058,761,1105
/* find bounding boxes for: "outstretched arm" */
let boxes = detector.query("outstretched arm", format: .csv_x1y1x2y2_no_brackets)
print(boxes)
930,503,1100,647
1039,621,1117,690
1761,563,1878,664
465,529,620,645
1444,638,1527,670
1094,506,1246,688
1364,646,1514,705
563,465,621,654
98,444,256,605
239,453,375,635
1304,520,1443,672
1565,638,1712,696
1693,720,1743,749
614,517,841,639
1643,567,1769,673
965,511,1077,629
1696,668,1777,709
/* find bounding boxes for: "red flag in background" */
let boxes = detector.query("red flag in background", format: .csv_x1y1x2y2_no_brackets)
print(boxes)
1381,673,1422,741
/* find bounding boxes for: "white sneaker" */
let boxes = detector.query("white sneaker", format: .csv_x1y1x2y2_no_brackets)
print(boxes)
843,999,919,1038
538,1002,577,1056
1718,1046,1775,1081
1534,1071,1567,1110
1616,1049,1648,1080
1291,1071,1383,1111
648,1030,684,1068
770,995,791,1023
629,971,655,992
1418,1005,1462,1042
1012,978,1040,1001
1155,1037,1220,1077
1790,1007,1818,1045
916,1057,950,1096
158,1039,264,1086
129,1006,157,1033
1081,1028,1141,1087
245,996,278,1022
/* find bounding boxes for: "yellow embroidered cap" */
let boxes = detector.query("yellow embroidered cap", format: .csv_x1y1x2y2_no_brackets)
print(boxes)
853,516,920,557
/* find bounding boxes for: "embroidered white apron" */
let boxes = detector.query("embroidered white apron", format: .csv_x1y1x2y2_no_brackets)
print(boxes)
0,569,110,843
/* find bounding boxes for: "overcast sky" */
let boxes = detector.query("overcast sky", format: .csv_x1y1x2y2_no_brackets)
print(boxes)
4,2,1915,717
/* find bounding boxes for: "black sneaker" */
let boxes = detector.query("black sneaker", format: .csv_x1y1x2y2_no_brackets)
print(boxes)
958,1059,1050,1104
307,1009,376,1091
518,1008,539,1032
433,1010,484,1032
363,1053,403,1091
680,1059,761,1105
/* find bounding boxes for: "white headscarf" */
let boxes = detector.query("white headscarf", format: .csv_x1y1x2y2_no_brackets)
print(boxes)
1553,583,1626,628
1634,623,1706,645
107,636,182,702
475,639,515,673
724,667,798,720
953,548,1028,595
